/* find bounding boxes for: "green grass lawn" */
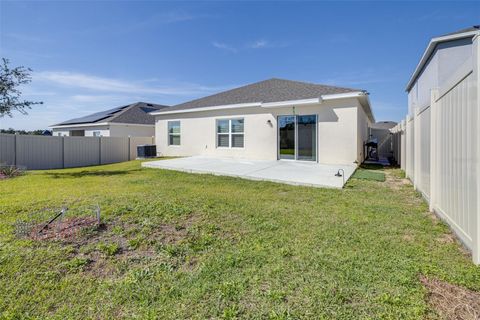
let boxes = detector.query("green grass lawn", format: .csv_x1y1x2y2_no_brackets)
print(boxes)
352,168,386,182
0,160,479,319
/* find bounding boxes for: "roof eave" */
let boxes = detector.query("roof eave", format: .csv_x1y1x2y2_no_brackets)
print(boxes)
405,30,479,92
150,91,375,122
50,122,110,129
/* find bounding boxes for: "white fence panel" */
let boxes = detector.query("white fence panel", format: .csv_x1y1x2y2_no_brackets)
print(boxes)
416,107,431,199
129,136,154,160
100,137,129,164
432,74,477,250
16,135,63,169
392,68,479,264
405,118,415,179
0,134,15,165
0,134,154,170
64,137,101,168
400,125,406,170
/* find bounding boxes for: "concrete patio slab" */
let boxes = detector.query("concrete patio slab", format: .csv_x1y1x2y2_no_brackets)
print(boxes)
142,156,356,188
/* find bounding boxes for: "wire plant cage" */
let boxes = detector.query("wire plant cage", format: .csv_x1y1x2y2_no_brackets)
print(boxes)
13,204,102,242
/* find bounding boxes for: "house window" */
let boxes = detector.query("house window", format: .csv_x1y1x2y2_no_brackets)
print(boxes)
168,121,181,146
216,118,244,148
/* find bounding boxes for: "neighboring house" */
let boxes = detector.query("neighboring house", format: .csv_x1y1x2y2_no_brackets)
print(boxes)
50,102,169,137
370,121,397,130
406,26,479,116
396,26,480,264
151,78,375,164
369,121,398,160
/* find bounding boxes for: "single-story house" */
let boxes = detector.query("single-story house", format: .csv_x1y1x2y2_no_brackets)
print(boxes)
151,78,375,164
50,102,169,137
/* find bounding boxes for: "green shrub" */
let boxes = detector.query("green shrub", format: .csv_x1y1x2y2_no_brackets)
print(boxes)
0,165,25,179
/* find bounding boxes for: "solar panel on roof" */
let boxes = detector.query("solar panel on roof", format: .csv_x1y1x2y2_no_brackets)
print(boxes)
56,105,130,125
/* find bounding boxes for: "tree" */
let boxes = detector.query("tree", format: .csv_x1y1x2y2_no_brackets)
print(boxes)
0,58,43,117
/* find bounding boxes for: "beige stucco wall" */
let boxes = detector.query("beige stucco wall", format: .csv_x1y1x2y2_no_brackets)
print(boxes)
52,125,110,137
356,105,372,163
52,124,154,137
109,124,155,137
155,98,367,165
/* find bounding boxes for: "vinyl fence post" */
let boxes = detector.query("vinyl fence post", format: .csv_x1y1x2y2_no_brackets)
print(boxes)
13,133,17,166
62,136,65,169
98,136,102,165
413,108,419,191
472,34,480,265
128,136,131,161
429,89,439,213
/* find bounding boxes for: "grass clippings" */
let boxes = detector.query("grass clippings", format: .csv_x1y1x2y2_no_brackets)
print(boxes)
420,275,480,320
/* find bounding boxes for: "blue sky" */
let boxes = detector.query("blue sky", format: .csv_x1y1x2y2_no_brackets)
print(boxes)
0,1,479,130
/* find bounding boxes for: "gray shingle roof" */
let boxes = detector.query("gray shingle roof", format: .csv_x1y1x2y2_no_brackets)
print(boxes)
53,102,169,126
161,78,363,113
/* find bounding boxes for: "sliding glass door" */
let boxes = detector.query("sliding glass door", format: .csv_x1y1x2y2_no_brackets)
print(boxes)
278,116,296,160
297,115,317,161
278,115,317,161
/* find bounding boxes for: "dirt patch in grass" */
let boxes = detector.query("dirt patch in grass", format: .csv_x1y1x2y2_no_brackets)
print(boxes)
420,275,480,320
51,214,208,277
149,214,202,244
29,217,101,241
437,233,456,244
384,170,411,190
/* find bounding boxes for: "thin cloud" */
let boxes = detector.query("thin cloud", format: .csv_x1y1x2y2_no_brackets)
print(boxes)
4,33,52,43
247,39,290,49
249,40,268,49
70,94,131,103
213,39,289,52
78,10,213,35
212,41,238,53
35,71,229,96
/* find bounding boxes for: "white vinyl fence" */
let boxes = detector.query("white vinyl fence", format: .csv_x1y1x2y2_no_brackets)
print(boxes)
0,134,154,170
391,68,479,264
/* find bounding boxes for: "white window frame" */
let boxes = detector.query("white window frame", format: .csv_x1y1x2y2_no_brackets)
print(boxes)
168,120,181,146
216,118,244,149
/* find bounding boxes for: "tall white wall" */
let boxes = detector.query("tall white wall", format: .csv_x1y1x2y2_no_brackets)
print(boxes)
408,37,473,116
396,33,480,264
356,103,371,163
